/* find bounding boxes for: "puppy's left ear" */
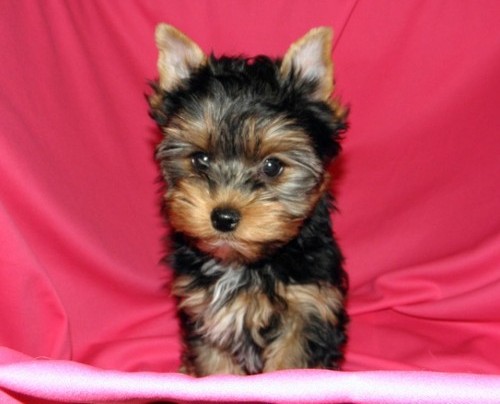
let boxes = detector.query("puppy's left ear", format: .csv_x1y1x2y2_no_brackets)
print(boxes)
281,27,334,101
155,23,206,92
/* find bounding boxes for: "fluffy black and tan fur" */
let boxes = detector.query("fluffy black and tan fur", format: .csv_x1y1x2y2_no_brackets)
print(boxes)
149,24,348,376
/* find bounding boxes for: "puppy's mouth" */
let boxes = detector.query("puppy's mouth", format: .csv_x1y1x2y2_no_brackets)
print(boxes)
196,238,247,262
194,232,288,265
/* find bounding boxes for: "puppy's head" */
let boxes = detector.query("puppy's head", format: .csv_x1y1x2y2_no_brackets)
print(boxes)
150,24,347,263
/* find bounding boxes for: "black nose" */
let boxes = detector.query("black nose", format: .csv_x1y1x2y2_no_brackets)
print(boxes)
211,208,240,232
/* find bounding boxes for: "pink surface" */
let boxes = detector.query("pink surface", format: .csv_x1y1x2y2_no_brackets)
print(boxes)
2,347,500,404
1,0,500,402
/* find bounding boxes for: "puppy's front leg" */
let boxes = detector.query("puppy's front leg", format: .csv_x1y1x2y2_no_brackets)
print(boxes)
185,341,245,376
263,283,346,371
262,314,309,371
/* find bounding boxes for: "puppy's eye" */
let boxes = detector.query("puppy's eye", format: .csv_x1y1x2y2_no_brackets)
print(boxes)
262,157,284,178
191,152,210,172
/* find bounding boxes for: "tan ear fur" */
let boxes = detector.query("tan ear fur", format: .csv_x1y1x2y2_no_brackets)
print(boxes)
155,23,206,91
280,27,334,101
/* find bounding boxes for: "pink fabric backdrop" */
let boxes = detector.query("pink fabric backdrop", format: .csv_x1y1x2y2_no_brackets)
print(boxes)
1,1,500,402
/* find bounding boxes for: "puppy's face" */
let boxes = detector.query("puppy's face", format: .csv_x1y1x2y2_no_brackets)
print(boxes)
158,104,325,263
151,25,346,263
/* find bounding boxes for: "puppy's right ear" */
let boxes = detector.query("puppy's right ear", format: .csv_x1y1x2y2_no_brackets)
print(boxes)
280,27,334,102
155,24,206,92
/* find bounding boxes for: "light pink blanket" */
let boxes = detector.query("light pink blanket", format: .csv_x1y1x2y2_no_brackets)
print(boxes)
2,348,500,403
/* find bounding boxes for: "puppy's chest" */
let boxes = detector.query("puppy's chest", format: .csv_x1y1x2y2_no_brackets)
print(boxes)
174,266,280,347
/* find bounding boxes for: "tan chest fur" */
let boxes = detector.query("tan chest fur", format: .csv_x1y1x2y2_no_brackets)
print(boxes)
172,265,343,352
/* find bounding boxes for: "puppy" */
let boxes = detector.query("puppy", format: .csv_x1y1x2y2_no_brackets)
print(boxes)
149,24,348,376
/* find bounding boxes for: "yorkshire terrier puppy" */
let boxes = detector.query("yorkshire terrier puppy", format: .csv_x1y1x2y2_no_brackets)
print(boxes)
149,24,348,376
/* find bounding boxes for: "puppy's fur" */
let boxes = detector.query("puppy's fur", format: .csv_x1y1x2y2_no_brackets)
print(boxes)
149,24,348,376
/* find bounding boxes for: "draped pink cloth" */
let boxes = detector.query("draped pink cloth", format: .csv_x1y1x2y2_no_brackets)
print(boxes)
1,1,500,402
